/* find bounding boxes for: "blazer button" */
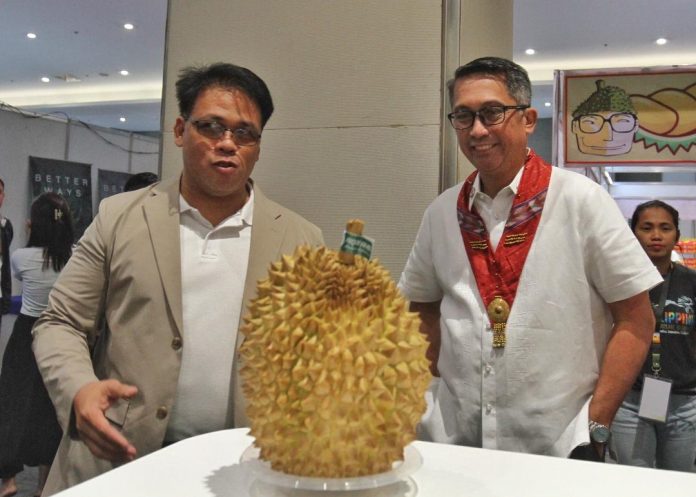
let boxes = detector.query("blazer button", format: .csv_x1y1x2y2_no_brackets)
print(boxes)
171,337,183,350
156,406,168,419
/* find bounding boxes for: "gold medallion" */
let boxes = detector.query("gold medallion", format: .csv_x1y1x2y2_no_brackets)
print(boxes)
487,296,510,348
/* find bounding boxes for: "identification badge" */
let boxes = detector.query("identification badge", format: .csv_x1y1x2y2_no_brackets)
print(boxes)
638,375,672,423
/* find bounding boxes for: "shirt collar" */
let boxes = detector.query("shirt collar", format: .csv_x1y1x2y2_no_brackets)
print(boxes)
468,166,524,210
179,184,254,229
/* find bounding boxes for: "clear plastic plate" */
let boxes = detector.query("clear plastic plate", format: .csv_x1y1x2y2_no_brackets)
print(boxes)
239,443,422,491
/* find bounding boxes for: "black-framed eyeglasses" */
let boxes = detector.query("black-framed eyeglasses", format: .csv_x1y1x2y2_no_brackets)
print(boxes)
190,119,261,146
447,105,529,130
573,113,637,134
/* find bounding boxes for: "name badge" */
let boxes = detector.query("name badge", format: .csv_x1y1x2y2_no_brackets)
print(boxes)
638,375,672,423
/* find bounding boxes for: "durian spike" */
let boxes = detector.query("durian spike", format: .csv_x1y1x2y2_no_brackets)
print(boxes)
338,219,364,265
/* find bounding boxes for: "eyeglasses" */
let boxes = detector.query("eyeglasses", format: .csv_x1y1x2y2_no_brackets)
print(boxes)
573,113,637,134
447,105,529,130
190,119,261,146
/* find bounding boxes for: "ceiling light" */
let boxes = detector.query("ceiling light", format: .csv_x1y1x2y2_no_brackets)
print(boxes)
544,102,551,107
53,73,81,83
41,77,50,83
119,70,129,76
525,48,536,55
123,23,134,30
26,32,37,39
655,38,668,45
119,117,127,122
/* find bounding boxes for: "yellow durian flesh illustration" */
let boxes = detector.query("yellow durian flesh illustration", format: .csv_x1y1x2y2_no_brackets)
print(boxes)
239,245,431,478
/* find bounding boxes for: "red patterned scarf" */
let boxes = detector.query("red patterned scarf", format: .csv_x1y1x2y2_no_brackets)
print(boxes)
456,150,552,347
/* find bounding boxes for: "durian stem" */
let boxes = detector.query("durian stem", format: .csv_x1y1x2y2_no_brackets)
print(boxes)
339,219,365,265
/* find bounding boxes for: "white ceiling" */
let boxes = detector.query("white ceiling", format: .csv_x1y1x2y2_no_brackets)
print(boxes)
515,0,696,118
0,0,167,133
0,0,694,133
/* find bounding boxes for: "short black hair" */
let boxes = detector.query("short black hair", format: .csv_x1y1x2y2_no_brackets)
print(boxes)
447,56,532,106
175,62,274,128
630,200,681,242
124,172,159,192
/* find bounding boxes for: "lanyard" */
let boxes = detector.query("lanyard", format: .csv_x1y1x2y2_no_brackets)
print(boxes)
650,268,672,376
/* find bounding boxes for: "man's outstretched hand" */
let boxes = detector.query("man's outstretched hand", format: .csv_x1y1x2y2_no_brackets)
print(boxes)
73,379,138,462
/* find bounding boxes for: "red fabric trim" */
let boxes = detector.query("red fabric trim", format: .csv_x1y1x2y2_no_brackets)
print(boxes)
457,150,552,320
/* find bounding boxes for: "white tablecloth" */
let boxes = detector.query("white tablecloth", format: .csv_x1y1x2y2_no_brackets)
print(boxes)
54,428,696,497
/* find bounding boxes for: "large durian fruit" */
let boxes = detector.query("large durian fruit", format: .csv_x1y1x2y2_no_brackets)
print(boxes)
239,244,431,478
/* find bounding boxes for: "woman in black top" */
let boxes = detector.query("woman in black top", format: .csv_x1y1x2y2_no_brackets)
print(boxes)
610,200,696,471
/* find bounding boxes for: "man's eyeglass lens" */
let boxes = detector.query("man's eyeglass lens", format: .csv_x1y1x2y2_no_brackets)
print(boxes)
448,105,529,130
576,113,636,134
192,120,259,146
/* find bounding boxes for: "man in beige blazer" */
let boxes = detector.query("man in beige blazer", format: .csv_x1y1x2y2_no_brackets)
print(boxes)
33,63,323,495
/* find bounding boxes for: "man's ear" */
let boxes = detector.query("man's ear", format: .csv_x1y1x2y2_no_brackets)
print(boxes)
523,107,538,135
173,117,185,147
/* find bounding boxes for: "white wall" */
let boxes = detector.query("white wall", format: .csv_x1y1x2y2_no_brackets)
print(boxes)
161,0,443,277
0,108,160,293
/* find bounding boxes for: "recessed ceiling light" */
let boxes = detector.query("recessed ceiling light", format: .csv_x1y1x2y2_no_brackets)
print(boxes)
525,48,536,55
26,32,37,39
655,37,668,45
123,23,134,30
119,117,127,122
544,102,551,107
40,76,50,83
119,70,129,76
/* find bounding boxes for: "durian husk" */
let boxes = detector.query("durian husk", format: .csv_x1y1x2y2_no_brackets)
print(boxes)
239,245,431,478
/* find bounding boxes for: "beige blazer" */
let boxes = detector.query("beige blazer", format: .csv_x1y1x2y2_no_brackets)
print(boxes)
33,177,323,495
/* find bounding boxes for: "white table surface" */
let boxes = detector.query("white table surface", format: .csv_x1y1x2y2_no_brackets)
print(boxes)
54,428,696,497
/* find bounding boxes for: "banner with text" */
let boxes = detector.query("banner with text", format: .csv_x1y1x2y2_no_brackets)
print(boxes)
29,156,93,240
98,169,131,204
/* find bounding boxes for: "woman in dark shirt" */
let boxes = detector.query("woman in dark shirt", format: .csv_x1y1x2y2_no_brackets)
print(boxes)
610,200,696,471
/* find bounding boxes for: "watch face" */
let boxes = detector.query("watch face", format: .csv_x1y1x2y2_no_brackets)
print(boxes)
591,425,611,444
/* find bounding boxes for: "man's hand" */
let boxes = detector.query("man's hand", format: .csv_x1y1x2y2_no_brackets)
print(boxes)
73,379,138,462
591,441,607,461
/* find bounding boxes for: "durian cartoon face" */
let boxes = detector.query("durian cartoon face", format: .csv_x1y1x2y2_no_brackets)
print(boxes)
571,79,638,157
571,111,638,156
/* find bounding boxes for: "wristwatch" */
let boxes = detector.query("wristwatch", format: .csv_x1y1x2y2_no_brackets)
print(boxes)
588,420,611,444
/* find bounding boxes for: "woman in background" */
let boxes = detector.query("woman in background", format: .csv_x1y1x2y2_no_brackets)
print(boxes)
0,178,14,334
611,200,696,471
0,193,73,497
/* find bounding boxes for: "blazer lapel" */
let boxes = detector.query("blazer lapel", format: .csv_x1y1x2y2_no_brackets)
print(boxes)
142,178,184,337
242,185,288,309
233,185,288,427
